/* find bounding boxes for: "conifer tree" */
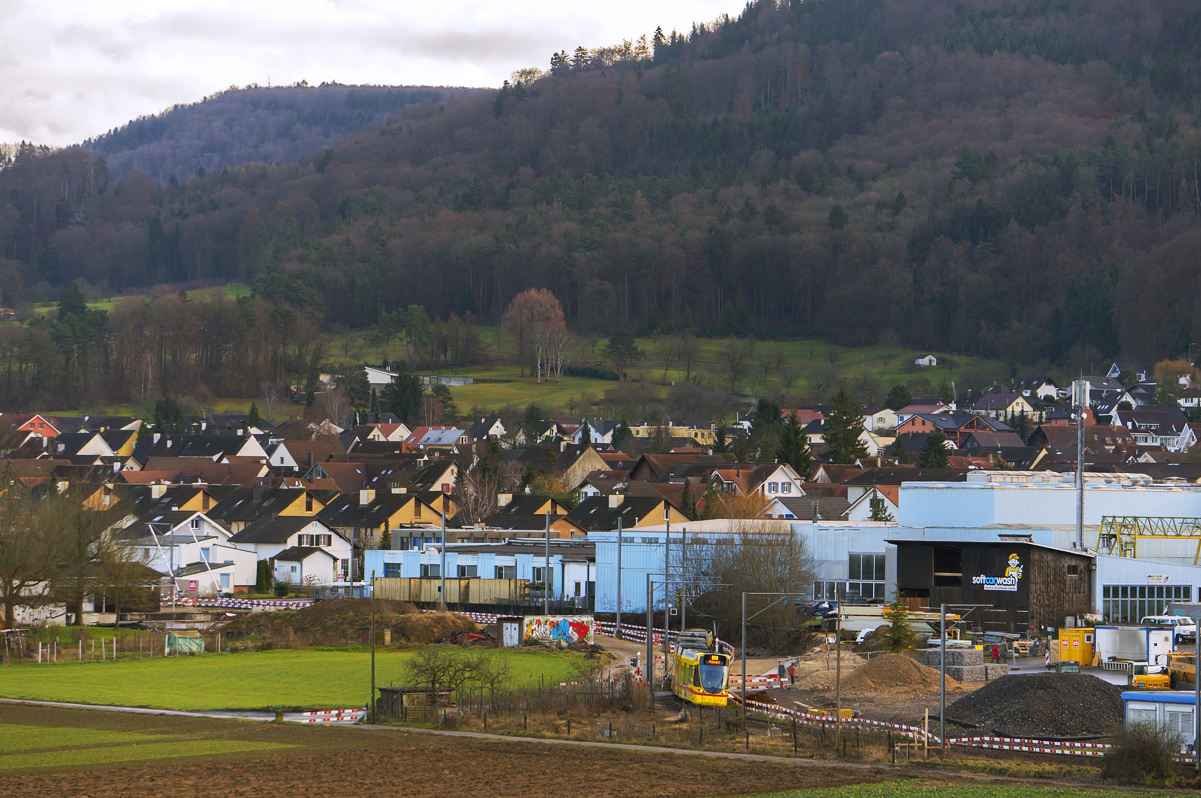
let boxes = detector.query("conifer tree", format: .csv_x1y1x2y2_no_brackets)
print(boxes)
824,389,869,464
918,427,951,468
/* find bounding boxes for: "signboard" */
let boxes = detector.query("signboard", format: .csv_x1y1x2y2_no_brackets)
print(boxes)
188,580,198,592
971,553,1024,593
1148,575,1170,584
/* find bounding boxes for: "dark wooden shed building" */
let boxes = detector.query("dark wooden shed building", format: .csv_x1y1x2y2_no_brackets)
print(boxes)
889,539,1094,635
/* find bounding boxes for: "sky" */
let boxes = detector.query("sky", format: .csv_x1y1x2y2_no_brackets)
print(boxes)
2,0,747,148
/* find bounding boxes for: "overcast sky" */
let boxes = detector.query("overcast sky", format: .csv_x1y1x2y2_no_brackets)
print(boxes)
2,1,747,148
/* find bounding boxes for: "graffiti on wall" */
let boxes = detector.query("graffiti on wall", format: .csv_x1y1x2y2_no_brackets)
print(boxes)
523,615,594,645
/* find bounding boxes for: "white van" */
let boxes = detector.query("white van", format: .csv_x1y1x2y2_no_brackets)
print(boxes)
1140,615,1198,645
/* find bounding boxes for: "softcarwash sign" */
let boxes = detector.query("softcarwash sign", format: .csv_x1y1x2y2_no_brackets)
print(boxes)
971,552,1024,592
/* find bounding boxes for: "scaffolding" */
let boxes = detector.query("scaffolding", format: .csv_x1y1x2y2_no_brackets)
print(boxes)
1096,515,1201,564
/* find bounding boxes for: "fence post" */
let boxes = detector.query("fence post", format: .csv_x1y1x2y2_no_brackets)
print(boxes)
78,639,82,662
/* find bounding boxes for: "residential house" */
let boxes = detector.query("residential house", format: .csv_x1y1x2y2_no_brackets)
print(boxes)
1013,377,1060,402
842,486,899,522
516,444,608,492
206,487,326,534
969,392,1036,421
914,354,938,367
117,510,257,595
317,489,446,556
566,495,689,532
895,413,1011,447
228,516,351,581
862,407,899,433
273,547,340,586
1107,361,1150,384
1110,406,1197,452
268,439,347,472
467,418,506,442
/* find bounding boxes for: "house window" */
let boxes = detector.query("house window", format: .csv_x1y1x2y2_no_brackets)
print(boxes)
384,562,402,578
532,567,553,588
768,482,779,493
305,495,314,512
458,564,477,578
340,559,349,578
191,517,201,529
495,565,516,579
781,482,792,494
415,502,422,519
421,564,440,578
219,573,231,589
201,547,210,561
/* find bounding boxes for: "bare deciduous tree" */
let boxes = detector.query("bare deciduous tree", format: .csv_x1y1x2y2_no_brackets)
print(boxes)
681,522,815,647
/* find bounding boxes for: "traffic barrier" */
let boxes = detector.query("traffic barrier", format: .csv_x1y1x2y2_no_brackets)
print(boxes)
295,708,365,724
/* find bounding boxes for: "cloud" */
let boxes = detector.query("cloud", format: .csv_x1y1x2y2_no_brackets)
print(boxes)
0,0,743,146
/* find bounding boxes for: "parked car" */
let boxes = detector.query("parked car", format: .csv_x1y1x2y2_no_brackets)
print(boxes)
1140,615,1198,645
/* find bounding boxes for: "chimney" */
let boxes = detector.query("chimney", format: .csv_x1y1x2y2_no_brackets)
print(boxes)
497,493,512,508
253,484,262,503
608,494,623,509
151,484,166,499
360,488,376,506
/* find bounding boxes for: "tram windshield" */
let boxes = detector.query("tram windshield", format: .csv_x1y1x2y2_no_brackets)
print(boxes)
696,655,727,693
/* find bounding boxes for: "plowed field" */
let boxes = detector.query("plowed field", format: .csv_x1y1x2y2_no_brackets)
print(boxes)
0,703,894,797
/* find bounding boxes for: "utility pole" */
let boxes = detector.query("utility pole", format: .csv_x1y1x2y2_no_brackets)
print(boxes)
646,575,654,708
939,602,946,751
615,518,623,637
544,511,551,614
663,507,671,663
835,584,842,755
1073,378,1088,551
439,494,447,609
370,576,376,722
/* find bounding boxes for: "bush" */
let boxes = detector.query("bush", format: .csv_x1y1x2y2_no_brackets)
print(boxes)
563,364,619,381
273,581,291,597
1101,721,1182,784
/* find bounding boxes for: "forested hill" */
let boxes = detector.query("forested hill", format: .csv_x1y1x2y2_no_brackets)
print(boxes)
83,83,483,182
4,0,1201,367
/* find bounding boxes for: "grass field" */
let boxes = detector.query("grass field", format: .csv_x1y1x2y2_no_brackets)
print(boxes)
0,723,288,772
742,784,1189,798
0,647,584,711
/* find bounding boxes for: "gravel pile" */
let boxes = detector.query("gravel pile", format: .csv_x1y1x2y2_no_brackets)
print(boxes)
943,673,1123,738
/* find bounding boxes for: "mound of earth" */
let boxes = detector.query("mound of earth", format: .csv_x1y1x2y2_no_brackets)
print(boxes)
842,653,959,692
943,673,1122,738
219,598,478,647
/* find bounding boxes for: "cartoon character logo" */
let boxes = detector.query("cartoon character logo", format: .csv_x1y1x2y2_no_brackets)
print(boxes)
1004,553,1023,581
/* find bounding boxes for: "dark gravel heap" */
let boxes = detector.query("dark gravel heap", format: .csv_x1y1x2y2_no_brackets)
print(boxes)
943,673,1123,739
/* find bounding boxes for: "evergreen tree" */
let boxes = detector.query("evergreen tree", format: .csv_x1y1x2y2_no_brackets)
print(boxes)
918,427,951,468
612,418,633,447
681,479,697,521
890,435,909,464
713,426,728,454
775,412,813,479
580,420,592,445
881,592,915,653
381,374,423,422
247,402,261,429
824,389,869,464
869,494,895,522
884,384,912,411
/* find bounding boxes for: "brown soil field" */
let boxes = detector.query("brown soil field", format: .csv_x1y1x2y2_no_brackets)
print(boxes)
0,703,897,798
219,599,479,648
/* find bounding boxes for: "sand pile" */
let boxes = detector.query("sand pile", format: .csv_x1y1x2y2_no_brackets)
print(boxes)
842,653,961,692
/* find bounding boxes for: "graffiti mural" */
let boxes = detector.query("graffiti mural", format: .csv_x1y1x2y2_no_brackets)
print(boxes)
523,615,595,645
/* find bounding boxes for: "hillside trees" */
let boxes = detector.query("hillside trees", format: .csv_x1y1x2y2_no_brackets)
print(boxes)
7,0,1201,377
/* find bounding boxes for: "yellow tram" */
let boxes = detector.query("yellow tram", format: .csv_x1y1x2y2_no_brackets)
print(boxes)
671,646,731,707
